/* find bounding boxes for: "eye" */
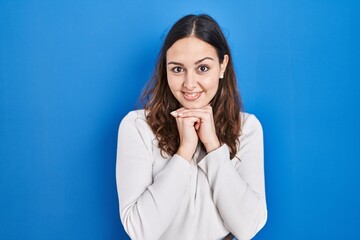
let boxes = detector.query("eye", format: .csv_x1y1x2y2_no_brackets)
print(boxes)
198,65,209,72
171,66,184,73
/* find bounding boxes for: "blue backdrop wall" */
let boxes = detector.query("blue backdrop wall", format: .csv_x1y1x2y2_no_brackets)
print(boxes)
1,0,359,239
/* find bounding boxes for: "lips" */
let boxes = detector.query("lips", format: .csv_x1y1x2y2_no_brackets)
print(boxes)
182,91,202,100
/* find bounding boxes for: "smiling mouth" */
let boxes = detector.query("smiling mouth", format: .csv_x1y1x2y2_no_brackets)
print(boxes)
182,91,202,100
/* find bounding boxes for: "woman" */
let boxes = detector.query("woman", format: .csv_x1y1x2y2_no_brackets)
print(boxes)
116,14,267,240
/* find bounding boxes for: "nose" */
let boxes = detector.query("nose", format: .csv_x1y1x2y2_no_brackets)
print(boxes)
183,71,197,90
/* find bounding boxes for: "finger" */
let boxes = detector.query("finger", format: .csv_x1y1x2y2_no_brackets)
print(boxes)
175,110,212,121
170,110,178,117
181,107,212,114
170,107,187,117
176,116,200,125
194,118,201,130
204,105,213,110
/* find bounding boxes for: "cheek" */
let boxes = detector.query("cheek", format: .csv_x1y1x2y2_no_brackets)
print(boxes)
167,78,180,93
201,75,220,91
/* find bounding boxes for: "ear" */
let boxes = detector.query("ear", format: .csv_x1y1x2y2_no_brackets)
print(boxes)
220,54,229,76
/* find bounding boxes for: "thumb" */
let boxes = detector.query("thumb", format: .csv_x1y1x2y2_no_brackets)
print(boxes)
194,118,201,131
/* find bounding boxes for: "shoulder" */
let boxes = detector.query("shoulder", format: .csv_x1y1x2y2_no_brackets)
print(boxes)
240,112,263,132
117,109,154,156
234,112,264,159
121,109,147,122
118,109,154,147
239,112,263,140
119,109,152,133
120,109,148,126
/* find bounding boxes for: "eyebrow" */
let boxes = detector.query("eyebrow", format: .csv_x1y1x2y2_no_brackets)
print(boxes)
167,57,215,66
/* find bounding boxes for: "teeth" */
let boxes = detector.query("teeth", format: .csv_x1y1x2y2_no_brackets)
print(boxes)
183,92,201,100
186,93,198,97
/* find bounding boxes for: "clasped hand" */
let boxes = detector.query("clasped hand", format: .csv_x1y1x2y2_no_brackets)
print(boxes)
171,105,220,162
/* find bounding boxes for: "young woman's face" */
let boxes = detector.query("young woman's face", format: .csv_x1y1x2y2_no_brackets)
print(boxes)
166,37,228,109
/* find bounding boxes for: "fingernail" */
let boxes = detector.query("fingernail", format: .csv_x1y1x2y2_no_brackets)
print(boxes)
170,111,178,117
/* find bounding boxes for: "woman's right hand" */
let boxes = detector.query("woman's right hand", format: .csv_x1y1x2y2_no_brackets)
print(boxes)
171,108,199,162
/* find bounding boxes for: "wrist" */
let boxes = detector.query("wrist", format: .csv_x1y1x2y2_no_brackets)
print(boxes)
204,140,221,153
176,147,193,162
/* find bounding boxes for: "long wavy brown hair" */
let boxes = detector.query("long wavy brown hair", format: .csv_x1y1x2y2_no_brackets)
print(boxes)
142,14,243,159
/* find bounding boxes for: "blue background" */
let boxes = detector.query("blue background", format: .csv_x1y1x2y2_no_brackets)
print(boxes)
1,0,359,239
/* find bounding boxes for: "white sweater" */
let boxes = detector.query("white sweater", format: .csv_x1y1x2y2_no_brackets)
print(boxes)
116,110,267,240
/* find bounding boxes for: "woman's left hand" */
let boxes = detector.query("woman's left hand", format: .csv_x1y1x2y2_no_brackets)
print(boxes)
174,105,220,153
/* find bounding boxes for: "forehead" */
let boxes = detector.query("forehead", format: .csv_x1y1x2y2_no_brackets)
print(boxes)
166,37,219,62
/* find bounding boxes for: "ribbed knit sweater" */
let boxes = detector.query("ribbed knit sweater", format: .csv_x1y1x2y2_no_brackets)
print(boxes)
116,110,267,240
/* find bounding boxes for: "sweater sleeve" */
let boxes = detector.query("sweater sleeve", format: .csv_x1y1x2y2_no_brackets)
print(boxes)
116,111,192,240
197,114,267,240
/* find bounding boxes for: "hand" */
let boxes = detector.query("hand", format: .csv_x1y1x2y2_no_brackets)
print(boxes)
172,106,220,153
171,108,199,162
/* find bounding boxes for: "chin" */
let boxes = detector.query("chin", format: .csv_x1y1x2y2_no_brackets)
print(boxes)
181,102,208,109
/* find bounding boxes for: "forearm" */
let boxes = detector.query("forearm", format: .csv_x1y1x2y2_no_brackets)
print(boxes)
118,155,191,240
198,144,267,240
116,112,192,240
